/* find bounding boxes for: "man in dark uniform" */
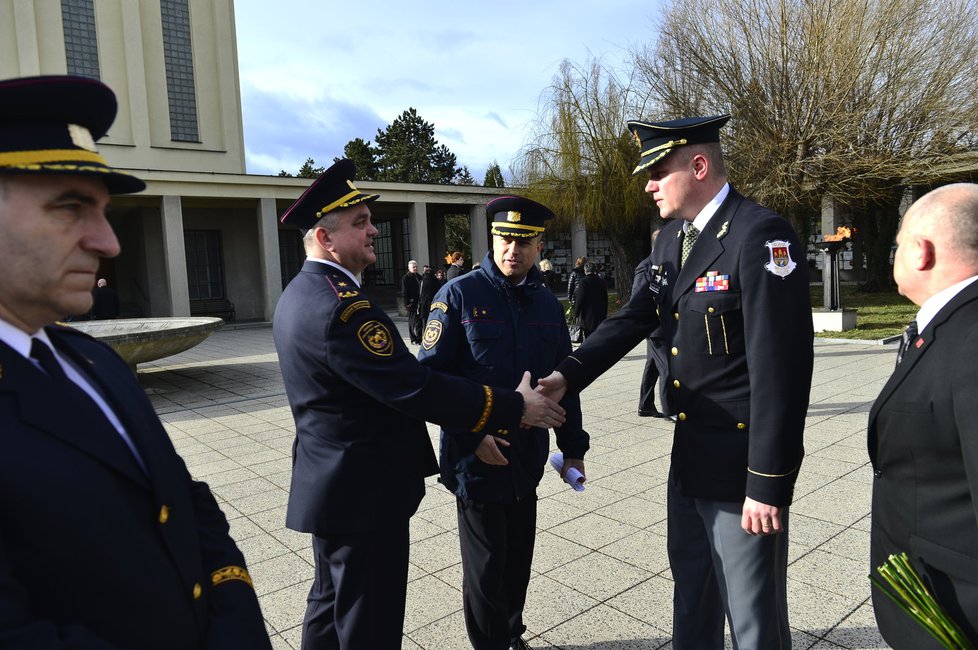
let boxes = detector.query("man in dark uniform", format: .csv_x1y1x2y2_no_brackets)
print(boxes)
417,196,589,650
272,163,567,650
540,115,813,649
0,75,271,649
401,259,423,344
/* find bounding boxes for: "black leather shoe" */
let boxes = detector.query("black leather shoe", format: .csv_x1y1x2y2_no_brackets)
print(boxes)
637,409,662,417
510,637,532,650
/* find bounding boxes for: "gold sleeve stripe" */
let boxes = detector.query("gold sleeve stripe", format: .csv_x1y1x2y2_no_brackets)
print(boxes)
747,465,799,478
0,149,108,166
210,565,255,589
471,385,494,432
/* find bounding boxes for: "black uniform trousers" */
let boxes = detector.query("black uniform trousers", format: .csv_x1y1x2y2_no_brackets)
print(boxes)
638,338,661,414
303,521,410,650
457,494,538,650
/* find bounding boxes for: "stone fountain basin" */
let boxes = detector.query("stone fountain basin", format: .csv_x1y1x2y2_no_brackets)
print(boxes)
68,317,224,367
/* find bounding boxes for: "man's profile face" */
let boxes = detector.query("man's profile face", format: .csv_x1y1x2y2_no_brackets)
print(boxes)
492,235,543,284
0,174,118,333
644,152,698,221
320,203,378,275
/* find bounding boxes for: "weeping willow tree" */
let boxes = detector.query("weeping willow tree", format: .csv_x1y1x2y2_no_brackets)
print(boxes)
637,0,978,288
515,59,656,300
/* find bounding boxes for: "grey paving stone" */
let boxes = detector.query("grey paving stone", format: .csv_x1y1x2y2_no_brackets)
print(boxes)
138,324,902,648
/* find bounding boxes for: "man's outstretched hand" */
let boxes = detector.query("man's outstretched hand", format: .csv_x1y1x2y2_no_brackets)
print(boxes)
536,371,568,404
517,371,566,429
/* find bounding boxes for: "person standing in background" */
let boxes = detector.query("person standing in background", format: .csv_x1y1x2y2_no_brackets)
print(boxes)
401,260,423,345
572,262,608,340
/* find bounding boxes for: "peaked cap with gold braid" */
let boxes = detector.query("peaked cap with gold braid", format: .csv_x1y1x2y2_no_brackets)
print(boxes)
488,195,554,239
279,159,379,229
627,114,731,175
0,75,145,194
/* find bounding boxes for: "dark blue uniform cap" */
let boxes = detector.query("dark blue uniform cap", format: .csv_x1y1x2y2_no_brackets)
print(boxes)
487,195,555,239
0,75,146,194
280,159,380,229
627,114,731,175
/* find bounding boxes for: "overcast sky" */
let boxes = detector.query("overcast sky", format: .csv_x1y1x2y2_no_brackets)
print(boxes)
233,0,661,182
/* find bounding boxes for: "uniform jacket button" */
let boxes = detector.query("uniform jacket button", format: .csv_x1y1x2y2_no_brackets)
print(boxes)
671,347,679,356
193,582,202,599
673,380,680,389
159,505,169,524
677,412,687,421
708,307,715,313
736,422,746,430
674,312,680,320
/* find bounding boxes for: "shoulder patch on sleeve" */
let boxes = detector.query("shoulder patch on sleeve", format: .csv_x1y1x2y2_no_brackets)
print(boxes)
339,300,371,323
763,240,797,279
421,319,443,350
430,301,449,314
357,320,394,356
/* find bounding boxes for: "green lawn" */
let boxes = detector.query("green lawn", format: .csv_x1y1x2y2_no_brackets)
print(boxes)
810,285,916,340
563,285,915,341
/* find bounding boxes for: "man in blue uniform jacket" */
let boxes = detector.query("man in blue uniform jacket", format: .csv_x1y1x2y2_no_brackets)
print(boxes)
869,184,978,647
272,164,567,650
417,196,589,650
0,75,271,649
540,115,814,649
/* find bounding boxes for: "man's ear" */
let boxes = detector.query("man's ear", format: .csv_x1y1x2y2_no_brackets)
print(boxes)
690,153,710,180
916,236,936,271
314,226,332,251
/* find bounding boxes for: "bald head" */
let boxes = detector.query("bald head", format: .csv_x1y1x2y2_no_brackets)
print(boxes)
893,183,978,305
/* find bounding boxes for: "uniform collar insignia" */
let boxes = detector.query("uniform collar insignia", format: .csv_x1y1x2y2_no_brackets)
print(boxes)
716,221,730,239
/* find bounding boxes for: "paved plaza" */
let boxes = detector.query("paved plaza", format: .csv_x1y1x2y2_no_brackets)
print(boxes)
139,319,898,649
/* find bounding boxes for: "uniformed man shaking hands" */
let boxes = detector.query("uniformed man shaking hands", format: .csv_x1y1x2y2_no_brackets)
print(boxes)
273,161,566,650
539,115,813,650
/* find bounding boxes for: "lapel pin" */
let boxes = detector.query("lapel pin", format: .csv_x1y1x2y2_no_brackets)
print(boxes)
915,338,924,348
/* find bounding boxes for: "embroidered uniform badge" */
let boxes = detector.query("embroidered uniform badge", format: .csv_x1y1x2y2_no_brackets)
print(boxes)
763,240,797,279
430,301,448,313
357,320,393,357
695,271,730,292
422,320,443,350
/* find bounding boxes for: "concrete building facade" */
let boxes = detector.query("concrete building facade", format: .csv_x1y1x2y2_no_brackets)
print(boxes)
2,0,524,320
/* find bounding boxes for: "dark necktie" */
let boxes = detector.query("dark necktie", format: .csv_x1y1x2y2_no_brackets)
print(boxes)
896,319,918,366
30,338,73,384
681,225,699,268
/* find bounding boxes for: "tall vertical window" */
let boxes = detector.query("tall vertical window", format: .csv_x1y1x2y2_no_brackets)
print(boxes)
364,221,393,287
279,232,304,289
401,218,411,264
161,0,200,142
61,0,100,79
184,230,225,300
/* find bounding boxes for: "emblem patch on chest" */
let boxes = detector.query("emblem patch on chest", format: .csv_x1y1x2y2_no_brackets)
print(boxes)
695,271,730,292
357,320,394,357
763,240,797,279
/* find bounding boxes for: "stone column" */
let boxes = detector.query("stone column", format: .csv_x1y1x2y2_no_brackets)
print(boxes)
469,204,489,263
571,214,588,264
408,202,430,267
161,195,190,316
257,197,283,320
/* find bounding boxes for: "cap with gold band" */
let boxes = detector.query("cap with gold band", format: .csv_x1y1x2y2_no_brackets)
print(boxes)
280,158,379,229
488,195,554,239
627,114,731,176
0,75,146,194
